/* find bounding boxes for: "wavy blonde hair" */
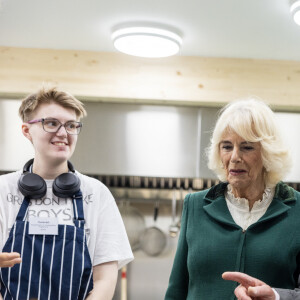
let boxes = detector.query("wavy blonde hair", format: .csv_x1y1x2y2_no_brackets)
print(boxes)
207,98,291,187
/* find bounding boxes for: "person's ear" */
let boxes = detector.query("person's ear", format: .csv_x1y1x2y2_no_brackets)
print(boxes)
22,123,33,143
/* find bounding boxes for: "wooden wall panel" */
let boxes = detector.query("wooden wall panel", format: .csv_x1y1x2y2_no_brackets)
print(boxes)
1,46,300,110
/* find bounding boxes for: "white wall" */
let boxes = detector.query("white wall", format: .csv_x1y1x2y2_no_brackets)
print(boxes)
276,113,300,182
0,99,34,171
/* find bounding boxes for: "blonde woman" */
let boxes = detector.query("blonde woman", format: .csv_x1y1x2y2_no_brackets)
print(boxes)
165,99,299,300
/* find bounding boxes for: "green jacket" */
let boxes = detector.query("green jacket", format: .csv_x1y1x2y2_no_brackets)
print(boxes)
165,182,300,300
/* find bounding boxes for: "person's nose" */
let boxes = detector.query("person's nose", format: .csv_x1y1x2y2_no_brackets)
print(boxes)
55,124,68,137
230,146,242,163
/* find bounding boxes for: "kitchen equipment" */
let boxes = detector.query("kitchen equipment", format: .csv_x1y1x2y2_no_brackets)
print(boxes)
169,189,179,237
176,188,184,229
118,201,146,251
121,265,127,300
140,201,167,256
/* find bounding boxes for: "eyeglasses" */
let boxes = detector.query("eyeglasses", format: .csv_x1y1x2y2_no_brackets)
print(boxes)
27,118,83,135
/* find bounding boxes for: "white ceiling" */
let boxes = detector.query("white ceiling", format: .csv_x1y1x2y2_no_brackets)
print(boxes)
0,0,300,61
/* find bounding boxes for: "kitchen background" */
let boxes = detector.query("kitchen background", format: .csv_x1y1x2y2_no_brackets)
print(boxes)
1,0,300,299
1,99,300,299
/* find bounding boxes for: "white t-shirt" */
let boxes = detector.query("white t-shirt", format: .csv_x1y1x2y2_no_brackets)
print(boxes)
0,170,134,269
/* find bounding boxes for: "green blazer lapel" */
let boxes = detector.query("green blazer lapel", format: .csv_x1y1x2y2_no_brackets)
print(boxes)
250,198,294,227
203,196,240,229
252,182,296,226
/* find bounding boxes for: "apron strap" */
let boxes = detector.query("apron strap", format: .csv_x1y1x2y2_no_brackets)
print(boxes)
16,196,31,221
72,190,85,229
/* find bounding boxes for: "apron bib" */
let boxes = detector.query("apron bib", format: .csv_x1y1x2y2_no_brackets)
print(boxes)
0,190,93,300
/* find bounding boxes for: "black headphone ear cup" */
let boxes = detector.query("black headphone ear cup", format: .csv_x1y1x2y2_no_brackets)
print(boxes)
53,173,81,198
18,173,47,199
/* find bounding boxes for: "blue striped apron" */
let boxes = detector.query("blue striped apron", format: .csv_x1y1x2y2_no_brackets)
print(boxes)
0,190,93,300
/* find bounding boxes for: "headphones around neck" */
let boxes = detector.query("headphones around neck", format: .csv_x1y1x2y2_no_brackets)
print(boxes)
18,159,81,199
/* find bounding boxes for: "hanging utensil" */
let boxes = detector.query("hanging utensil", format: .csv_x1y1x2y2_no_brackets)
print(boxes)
139,200,167,256
176,188,184,229
169,189,179,238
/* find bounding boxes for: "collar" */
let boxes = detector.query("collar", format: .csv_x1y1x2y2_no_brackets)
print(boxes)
203,182,296,230
226,184,274,212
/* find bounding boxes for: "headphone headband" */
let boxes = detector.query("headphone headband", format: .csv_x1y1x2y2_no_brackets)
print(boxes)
23,159,75,173
67,161,75,173
23,159,34,173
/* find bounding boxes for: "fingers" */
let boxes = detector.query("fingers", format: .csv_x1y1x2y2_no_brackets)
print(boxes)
248,285,275,299
222,272,264,288
234,284,252,300
1,258,21,268
0,252,21,261
222,272,275,300
0,252,22,267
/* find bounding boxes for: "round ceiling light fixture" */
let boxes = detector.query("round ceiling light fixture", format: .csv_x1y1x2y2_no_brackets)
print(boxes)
111,26,182,58
290,0,300,26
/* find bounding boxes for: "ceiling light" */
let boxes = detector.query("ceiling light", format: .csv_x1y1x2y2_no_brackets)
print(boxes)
111,27,182,58
290,0,300,26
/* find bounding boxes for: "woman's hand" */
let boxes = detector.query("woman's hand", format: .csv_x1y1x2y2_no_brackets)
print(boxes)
0,252,21,267
222,272,276,300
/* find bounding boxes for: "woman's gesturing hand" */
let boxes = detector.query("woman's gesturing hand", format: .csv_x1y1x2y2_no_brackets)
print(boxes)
0,252,21,268
222,272,276,300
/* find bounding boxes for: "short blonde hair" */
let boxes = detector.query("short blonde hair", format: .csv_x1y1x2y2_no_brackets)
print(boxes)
19,87,87,122
207,98,291,187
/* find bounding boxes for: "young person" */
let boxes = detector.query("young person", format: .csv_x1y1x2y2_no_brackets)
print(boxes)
0,87,133,300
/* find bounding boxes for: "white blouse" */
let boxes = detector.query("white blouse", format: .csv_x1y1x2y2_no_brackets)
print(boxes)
225,184,275,231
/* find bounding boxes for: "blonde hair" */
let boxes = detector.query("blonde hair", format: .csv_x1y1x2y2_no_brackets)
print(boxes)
19,87,87,122
207,98,291,187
